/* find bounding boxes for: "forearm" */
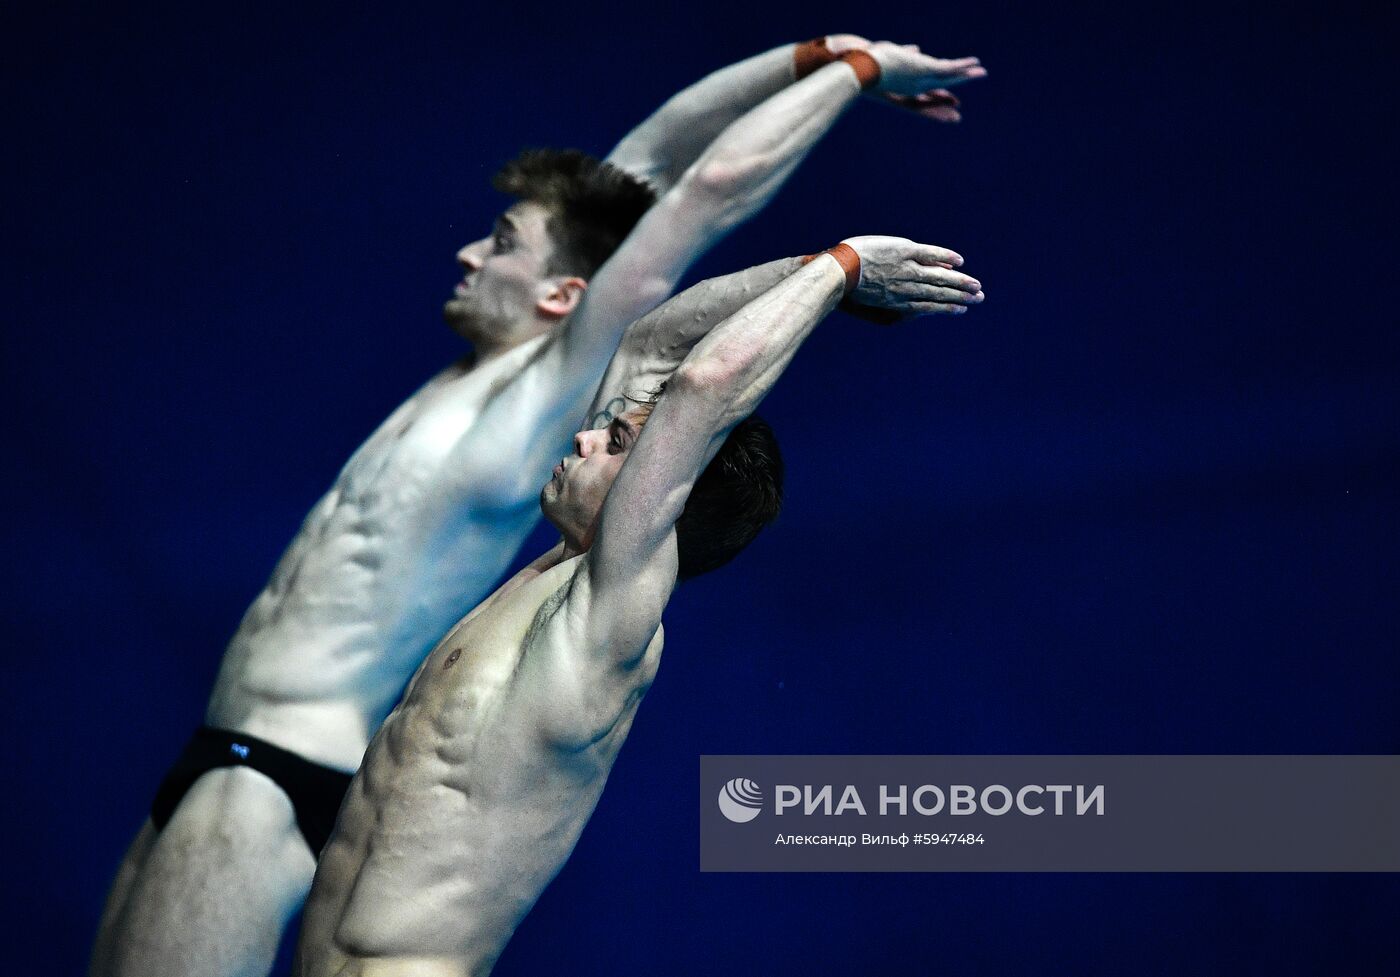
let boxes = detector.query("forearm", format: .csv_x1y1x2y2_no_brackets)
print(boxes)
585,255,846,597
673,60,862,233
673,254,847,427
586,256,807,426
606,44,797,194
559,60,862,428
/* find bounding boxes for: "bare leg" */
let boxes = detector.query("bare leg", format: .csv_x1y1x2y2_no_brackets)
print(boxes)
90,819,159,975
91,766,317,977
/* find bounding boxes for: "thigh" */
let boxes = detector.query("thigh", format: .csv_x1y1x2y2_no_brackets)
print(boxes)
97,766,317,977
90,819,159,976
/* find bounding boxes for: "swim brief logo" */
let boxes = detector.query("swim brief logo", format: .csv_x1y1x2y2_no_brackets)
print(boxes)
717,778,764,823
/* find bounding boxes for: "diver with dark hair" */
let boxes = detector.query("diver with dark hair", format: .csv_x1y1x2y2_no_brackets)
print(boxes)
296,233,984,977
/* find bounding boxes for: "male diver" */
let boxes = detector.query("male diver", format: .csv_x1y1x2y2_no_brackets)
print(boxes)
294,232,984,976
90,36,986,977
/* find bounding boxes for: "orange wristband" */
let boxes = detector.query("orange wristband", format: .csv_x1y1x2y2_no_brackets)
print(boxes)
823,242,862,293
792,37,838,80
838,50,881,90
802,244,861,295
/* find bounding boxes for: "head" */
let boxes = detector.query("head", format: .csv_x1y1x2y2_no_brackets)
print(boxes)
541,403,784,580
444,149,655,351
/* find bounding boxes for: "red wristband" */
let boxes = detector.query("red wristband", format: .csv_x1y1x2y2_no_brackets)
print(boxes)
801,247,902,321
792,37,838,80
802,244,861,295
838,50,881,90
823,242,862,293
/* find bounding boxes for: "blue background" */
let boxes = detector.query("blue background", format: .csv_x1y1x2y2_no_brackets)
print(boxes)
7,2,1397,973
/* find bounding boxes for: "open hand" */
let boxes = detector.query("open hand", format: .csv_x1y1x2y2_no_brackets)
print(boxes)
865,43,986,122
841,235,984,319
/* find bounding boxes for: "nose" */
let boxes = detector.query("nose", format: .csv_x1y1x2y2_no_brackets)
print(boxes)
573,429,600,458
457,240,485,271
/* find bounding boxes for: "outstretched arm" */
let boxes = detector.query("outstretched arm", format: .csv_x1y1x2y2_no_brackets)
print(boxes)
606,36,987,193
565,38,989,385
447,46,984,506
583,218,991,428
577,237,981,661
520,238,980,746
605,43,798,195
606,36,871,195
584,257,807,428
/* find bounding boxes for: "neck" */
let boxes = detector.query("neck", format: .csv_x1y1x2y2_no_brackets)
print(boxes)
469,335,519,366
558,534,590,564
529,540,575,573
486,541,571,607
466,316,553,366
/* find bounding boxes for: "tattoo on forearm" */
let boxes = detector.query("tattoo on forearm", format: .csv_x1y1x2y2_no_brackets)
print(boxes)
592,397,628,429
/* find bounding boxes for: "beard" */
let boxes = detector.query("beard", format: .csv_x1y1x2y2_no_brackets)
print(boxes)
443,294,487,343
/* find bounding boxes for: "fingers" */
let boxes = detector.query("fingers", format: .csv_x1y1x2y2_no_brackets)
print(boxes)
912,244,965,267
915,263,981,293
925,57,987,88
930,56,981,71
909,300,975,315
885,90,962,123
920,104,962,123
903,283,985,305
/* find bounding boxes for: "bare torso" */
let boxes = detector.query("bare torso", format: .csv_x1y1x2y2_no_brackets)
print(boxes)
206,336,553,770
296,556,663,977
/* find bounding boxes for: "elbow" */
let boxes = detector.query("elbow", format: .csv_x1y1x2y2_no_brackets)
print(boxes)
684,155,777,226
599,270,673,330
625,275,674,323
691,156,749,197
670,356,739,398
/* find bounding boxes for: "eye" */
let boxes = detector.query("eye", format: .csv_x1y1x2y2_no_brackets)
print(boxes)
608,421,632,454
493,232,512,252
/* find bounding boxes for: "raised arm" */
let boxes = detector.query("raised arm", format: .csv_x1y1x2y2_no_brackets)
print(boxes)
585,257,807,428
605,35,873,194
445,46,986,507
607,36,987,193
562,38,990,386
605,43,799,195
577,236,982,658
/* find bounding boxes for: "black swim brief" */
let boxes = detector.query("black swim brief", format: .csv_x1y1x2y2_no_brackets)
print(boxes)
151,725,354,855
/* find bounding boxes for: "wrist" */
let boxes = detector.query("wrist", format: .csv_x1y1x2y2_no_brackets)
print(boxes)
792,37,838,80
801,244,861,295
837,50,881,90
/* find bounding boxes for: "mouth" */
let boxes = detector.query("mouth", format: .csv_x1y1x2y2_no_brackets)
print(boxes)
453,280,471,297
552,460,565,480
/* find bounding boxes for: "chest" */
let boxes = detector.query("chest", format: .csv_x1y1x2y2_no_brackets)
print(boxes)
334,341,542,506
335,389,473,501
403,561,581,729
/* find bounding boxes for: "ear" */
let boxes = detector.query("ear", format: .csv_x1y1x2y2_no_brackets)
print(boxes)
535,276,588,319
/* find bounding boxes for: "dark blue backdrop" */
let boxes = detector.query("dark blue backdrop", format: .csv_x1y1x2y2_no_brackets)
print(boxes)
8,2,1397,974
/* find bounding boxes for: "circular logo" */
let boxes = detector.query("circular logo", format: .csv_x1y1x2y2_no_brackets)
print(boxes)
717,778,763,823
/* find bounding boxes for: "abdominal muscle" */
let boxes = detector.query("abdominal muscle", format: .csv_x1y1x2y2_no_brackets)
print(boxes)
298,566,658,976
204,501,536,770
204,341,552,771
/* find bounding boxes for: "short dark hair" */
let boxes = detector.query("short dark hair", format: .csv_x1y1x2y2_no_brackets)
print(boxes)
492,149,656,278
675,415,784,580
